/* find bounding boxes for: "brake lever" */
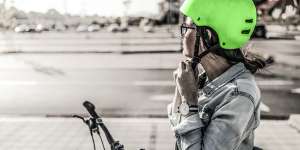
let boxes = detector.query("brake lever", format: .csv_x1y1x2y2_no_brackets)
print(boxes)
73,115,100,132
73,115,86,123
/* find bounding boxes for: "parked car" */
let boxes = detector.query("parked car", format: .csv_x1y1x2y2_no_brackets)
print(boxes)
119,25,129,32
14,24,29,33
76,24,89,32
35,24,50,32
107,23,120,33
27,25,36,32
87,24,101,32
253,23,267,38
53,23,67,32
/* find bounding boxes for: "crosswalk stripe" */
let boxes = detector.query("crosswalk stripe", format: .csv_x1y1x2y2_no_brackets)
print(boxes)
0,81,38,85
260,102,271,112
150,94,173,101
291,88,300,94
133,81,174,86
257,80,294,86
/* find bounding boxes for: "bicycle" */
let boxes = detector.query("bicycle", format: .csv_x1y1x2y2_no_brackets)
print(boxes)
73,101,127,150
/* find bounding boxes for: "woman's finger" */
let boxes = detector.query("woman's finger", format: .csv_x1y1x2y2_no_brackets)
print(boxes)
179,61,186,71
173,70,178,81
185,61,193,72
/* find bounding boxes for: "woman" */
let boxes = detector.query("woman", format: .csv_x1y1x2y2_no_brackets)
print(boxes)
167,0,266,149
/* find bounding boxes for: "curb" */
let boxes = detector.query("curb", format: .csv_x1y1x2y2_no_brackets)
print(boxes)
288,114,300,132
260,113,290,120
30,113,294,121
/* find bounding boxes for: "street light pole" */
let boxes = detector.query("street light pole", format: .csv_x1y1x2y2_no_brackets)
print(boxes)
2,0,6,9
123,0,131,17
63,0,68,14
297,0,300,15
1,0,7,20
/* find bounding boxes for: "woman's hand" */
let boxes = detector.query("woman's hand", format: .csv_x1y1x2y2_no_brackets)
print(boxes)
174,61,198,105
172,70,182,114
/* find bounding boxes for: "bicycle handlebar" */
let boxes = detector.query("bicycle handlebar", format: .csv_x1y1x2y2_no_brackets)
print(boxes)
83,101,100,119
78,100,125,150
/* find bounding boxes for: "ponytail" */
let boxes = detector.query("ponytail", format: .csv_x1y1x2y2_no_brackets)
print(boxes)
214,48,270,74
200,28,271,74
242,56,267,74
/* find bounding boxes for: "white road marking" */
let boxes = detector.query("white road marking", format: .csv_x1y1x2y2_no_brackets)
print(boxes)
0,81,39,85
150,94,173,102
133,81,174,86
0,81,127,86
291,88,300,94
135,79,294,87
257,80,294,86
150,94,272,113
260,102,271,113
0,80,175,86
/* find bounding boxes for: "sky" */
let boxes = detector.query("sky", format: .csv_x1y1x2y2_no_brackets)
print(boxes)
6,0,163,16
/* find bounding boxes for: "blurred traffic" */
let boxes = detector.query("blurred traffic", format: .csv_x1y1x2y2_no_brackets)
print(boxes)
0,0,298,38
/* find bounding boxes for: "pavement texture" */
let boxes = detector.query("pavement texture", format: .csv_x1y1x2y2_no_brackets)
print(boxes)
0,116,300,150
0,117,175,150
289,115,300,133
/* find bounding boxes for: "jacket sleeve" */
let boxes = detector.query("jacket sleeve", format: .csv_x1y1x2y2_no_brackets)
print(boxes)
168,94,257,150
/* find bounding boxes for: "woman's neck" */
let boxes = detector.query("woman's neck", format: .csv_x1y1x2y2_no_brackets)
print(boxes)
200,53,231,81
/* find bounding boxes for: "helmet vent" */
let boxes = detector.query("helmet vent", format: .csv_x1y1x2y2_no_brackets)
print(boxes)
197,17,201,21
241,29,250,34
245,19,253,23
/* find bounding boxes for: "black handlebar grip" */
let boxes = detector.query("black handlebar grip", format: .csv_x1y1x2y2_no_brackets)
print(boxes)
83,101,99,119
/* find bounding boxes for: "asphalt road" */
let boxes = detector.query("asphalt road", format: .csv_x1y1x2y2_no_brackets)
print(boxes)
0,53,299,117
0,31,299,117
0,30,181,53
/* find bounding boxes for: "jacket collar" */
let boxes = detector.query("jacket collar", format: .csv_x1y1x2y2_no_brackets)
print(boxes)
202,63,247,96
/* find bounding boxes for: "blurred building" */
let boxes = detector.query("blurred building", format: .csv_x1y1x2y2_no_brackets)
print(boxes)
156,0,180,24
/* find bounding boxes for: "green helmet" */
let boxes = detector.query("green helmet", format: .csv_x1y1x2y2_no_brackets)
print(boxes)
180,0,257,50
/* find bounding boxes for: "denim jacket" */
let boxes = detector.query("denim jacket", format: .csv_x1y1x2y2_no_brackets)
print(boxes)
167,63,261,150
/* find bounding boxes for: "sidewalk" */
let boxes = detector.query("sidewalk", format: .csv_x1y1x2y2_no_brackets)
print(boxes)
255,117,300,150
0,116,299,150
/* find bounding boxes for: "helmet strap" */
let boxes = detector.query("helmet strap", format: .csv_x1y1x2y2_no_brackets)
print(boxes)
191,27,202,70
213,47,245,64
191,26,219,70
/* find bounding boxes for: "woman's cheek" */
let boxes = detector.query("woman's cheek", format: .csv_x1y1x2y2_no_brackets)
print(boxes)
183,41,192,57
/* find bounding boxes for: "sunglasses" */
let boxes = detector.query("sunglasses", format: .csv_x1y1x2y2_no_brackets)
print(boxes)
180,23,218,48
180,23,211,38
180,23,196,37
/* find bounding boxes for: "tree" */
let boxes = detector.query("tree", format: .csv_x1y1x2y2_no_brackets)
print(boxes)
45,8,63,20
